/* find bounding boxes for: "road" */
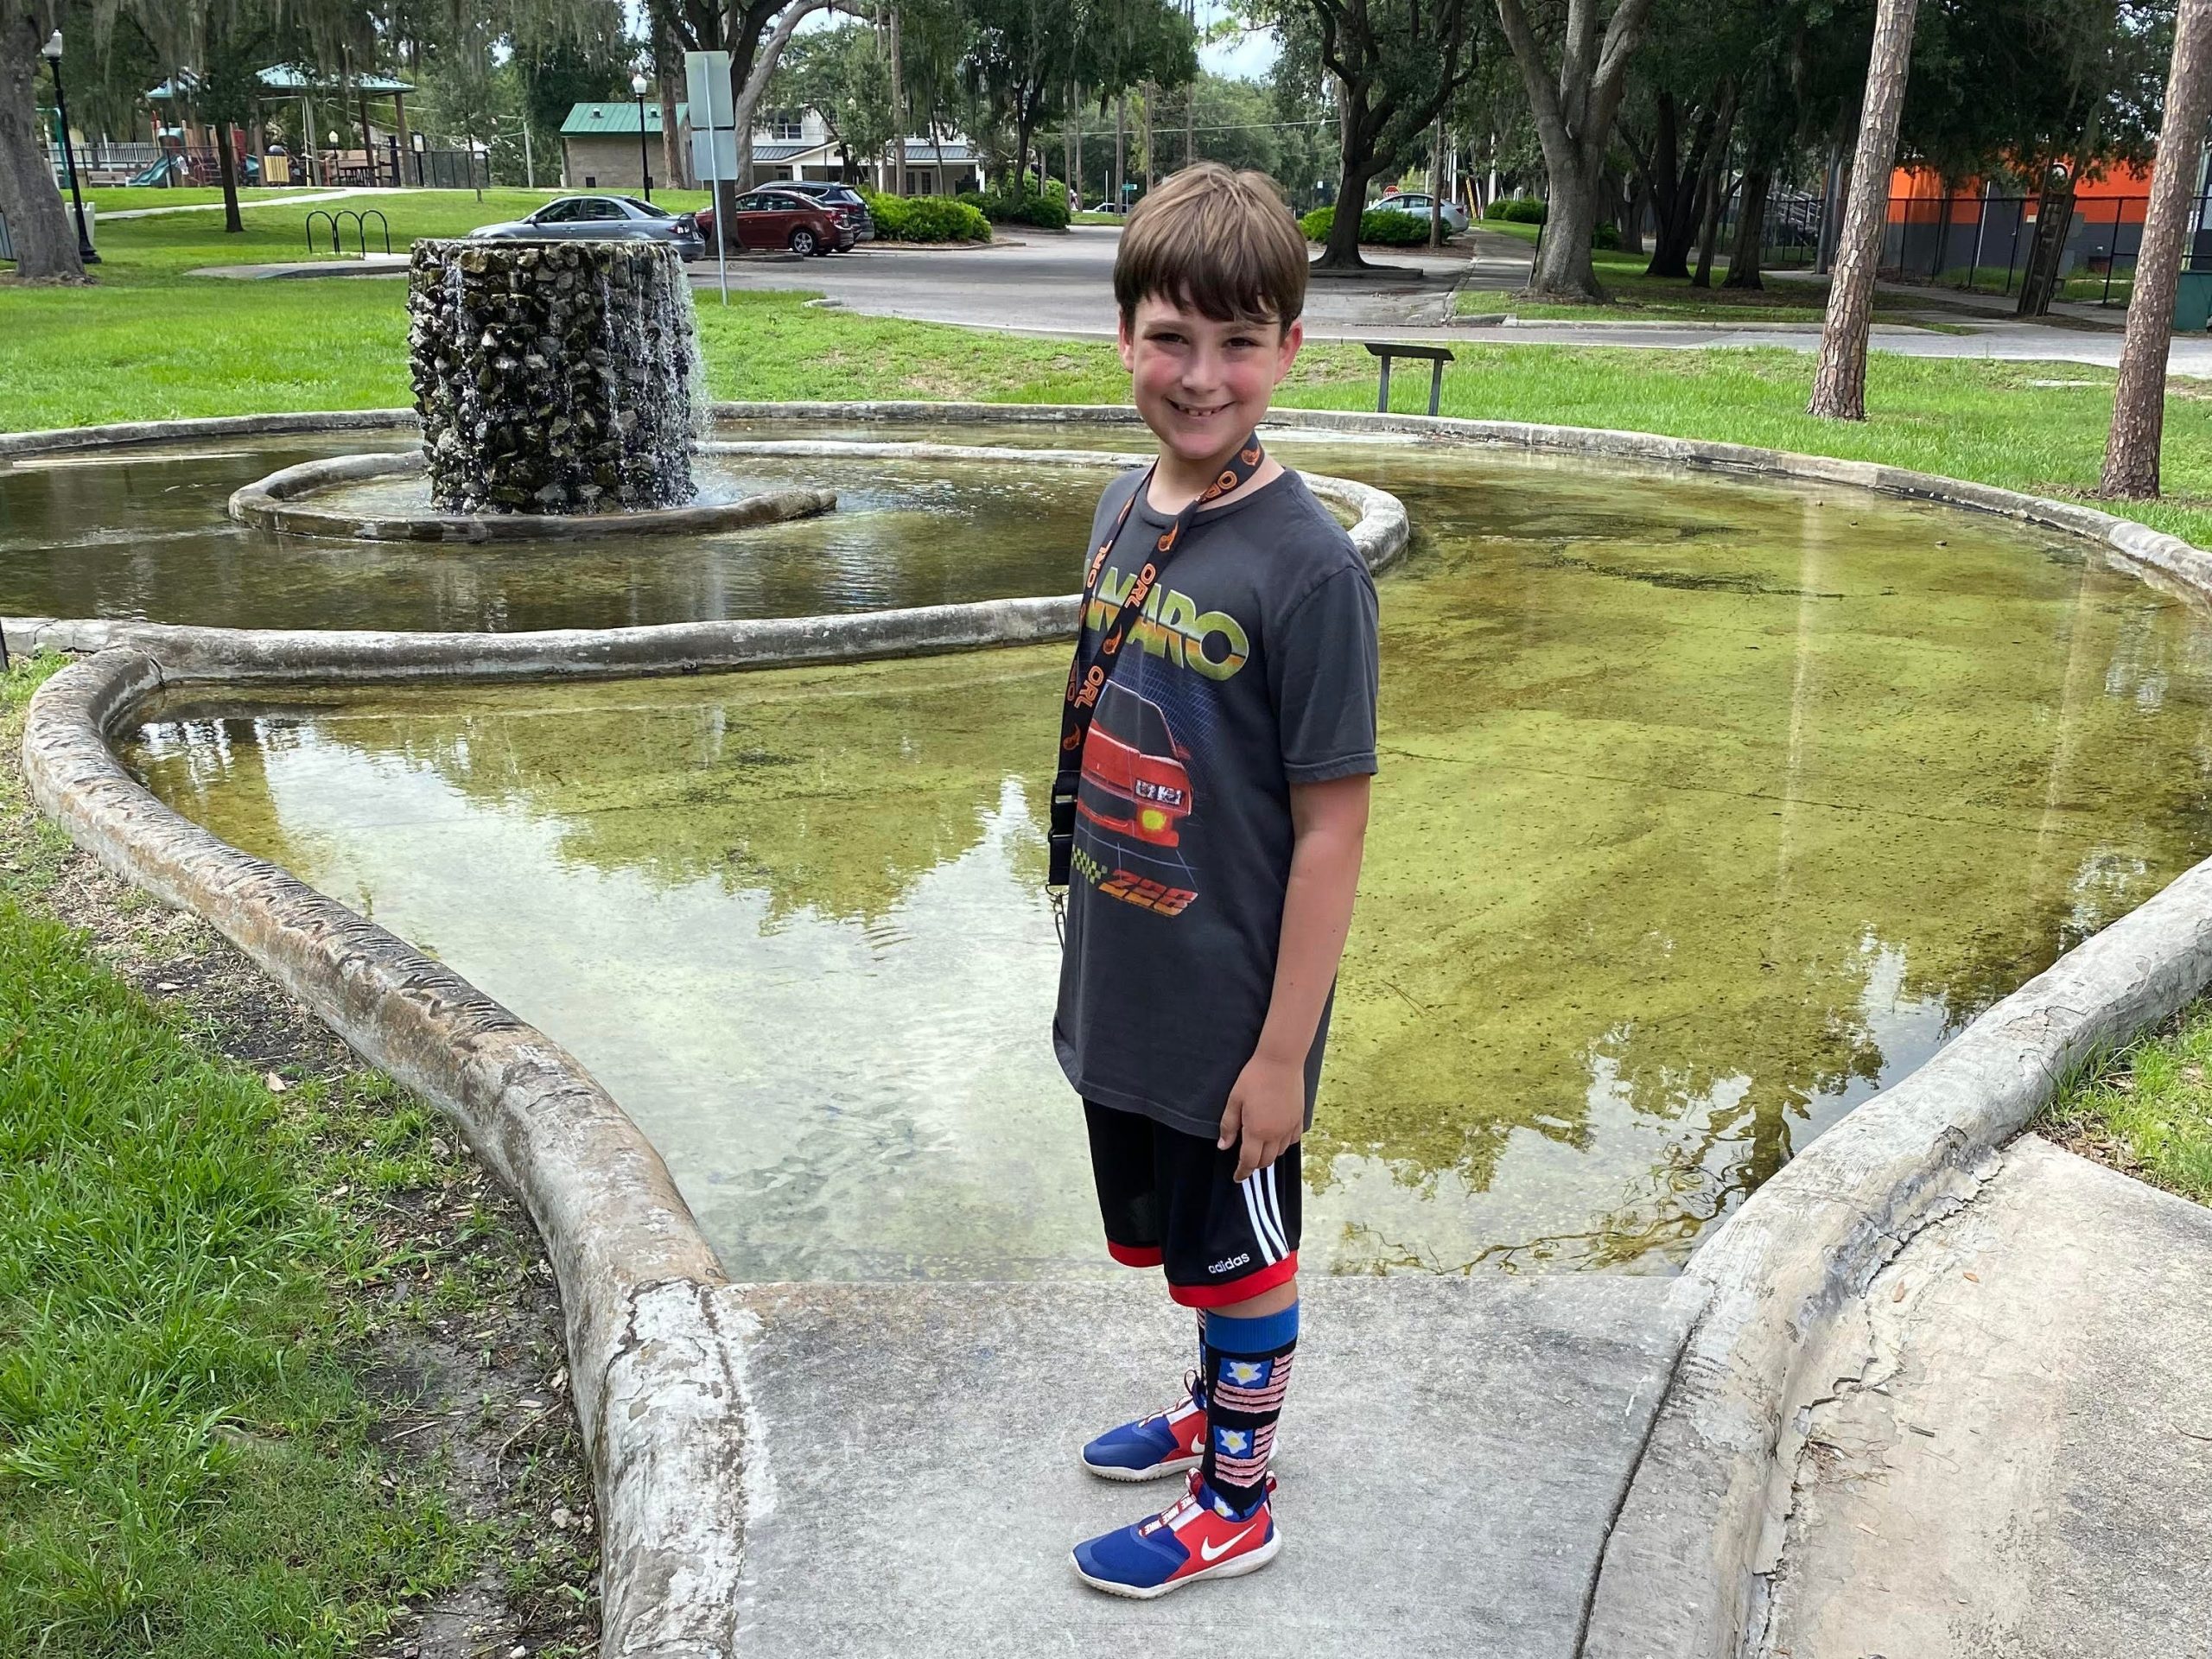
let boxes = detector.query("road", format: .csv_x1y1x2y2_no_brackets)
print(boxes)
692,223,2212,377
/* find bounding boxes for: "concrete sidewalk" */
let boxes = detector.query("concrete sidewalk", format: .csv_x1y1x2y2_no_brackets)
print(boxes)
1758,1135,2212,1657
732,1276,1700,1659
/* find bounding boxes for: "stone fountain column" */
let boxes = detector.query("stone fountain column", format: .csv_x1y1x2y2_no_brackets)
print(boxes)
407,238,699,515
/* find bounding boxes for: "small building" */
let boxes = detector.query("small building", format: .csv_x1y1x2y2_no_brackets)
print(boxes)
559,101,980,194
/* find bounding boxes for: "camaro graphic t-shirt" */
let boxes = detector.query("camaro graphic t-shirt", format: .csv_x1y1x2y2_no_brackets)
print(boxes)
1053,465,1381,1139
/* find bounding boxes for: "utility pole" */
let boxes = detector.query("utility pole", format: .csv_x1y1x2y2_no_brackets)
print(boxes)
1141,81,1154,191
1115,92,1126,210
1184,0,1196,168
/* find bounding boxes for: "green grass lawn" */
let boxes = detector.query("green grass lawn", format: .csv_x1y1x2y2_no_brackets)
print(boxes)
1459,219,1979,324
4,193,2210,549
0,655,491,1656
2044,1007,2212,1205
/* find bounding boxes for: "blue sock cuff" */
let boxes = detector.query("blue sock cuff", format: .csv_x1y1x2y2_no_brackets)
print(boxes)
1205,1301,1299,1356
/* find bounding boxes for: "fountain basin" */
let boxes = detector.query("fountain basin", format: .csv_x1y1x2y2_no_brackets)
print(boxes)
227,450,837,543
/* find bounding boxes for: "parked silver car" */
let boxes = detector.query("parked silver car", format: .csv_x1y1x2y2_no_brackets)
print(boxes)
1370,191,1470,235
470,194,705,260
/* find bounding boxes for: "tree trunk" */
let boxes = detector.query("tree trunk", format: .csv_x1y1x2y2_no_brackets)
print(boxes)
887,3,905,194
1690,83,1738,288
1721,165,1770,288
1496,0,1662,301
1429,117,1446,246
1619,175,1647,254
1641,92,1719,280
1808,0,1922,421
0,20,85,281
217,122,243,232
1320,146,1385,270
657,22,684,189
2101,0,2212,498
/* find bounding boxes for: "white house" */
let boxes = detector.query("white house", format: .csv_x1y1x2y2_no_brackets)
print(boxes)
559,102,980,194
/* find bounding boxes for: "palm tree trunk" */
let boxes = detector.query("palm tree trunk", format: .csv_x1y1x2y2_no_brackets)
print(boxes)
1808,0,1922,421
2101,0,2212,497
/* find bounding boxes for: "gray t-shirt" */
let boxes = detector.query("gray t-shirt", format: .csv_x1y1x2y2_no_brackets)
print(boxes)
1052,465,1381,1140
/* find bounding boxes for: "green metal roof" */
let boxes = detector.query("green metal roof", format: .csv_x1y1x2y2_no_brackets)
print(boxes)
561,101,689,137
148,65,414,99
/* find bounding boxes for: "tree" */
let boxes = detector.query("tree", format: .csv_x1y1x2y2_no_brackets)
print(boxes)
1262,0,1478,270
1,5,86,279
1494,0,1659,298
2101,0,2212,497
1808,0,1919,420
771,20,897,178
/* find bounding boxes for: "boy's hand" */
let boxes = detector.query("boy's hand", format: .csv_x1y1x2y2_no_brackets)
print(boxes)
1220,1052,1306,1182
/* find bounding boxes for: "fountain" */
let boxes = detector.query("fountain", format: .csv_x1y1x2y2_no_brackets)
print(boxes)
409,238,696,514
218,238,836,543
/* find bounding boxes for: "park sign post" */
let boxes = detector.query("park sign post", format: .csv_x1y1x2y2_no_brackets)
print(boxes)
684,50,736,304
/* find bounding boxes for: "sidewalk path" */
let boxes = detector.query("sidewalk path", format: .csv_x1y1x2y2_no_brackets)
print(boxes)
1758,1135,2212,1657
732,1275,1699,1659
100,188,365,220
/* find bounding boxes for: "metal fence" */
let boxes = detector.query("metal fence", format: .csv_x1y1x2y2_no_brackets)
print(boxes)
1880,189,2212,306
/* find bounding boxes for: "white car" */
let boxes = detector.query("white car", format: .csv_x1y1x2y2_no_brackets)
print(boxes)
1371,192,1470,235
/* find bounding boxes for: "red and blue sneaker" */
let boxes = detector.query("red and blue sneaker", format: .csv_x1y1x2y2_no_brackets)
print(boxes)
1080,1376,1207,1482
1071,1471,1281,1599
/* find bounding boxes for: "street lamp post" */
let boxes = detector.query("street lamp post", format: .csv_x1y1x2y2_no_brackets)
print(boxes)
632,73,652,200
40,32,99,264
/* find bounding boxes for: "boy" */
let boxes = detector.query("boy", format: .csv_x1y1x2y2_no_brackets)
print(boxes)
1051,163,1378,1598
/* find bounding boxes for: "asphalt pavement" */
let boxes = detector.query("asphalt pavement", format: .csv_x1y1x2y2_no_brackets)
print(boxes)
690,223,2212,377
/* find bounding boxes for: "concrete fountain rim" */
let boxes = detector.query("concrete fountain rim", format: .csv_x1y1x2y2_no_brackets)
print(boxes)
226,449,839,543
14,400,2212,1659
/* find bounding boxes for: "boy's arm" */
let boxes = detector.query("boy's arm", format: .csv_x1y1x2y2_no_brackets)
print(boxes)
1219,773,1372,1182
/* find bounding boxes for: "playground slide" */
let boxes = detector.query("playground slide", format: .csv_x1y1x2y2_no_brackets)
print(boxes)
128,155,186,188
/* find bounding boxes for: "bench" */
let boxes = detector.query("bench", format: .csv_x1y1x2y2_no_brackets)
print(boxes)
1364,340,1455,416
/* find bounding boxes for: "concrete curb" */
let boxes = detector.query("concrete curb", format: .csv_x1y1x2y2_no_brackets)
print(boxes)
227,451,838,543
13,402,2212,1657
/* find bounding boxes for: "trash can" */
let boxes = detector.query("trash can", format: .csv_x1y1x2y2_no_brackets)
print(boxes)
2178,269,2212,334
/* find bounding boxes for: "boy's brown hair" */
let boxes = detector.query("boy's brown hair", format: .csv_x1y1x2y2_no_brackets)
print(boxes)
1114,162,1309,331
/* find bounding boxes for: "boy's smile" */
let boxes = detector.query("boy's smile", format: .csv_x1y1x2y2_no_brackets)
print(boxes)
1118,296,1304,500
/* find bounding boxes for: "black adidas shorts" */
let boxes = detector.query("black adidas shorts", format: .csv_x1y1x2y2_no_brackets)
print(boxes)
1084,1100,1301,1307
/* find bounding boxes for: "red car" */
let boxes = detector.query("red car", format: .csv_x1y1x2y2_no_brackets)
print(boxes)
694,188,858,257
1077,681,1195,849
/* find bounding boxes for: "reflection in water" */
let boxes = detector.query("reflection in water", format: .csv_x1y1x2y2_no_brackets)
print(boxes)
0,433,1119,631
119,445,2212,1279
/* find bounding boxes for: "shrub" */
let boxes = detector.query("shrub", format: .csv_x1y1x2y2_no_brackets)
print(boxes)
957,184,1071,230
1592,223,1621,250
1486,196,1548,224
1299,205,1433,246
860,190,991,243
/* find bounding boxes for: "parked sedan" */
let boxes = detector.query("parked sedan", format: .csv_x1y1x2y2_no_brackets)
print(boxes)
695,188,855,257
777,181,876,244
1370,191,1470,235
471,194,705,259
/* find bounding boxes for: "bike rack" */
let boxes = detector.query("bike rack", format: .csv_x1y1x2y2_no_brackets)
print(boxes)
303,208,394,257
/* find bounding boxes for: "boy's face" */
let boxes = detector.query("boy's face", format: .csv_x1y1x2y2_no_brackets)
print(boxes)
1117,295,1304,469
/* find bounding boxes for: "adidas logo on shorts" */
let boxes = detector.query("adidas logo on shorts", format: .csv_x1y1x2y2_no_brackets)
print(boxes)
1208,1252,1252,1274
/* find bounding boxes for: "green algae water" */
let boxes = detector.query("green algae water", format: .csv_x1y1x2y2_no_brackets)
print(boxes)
118,443,2212,1277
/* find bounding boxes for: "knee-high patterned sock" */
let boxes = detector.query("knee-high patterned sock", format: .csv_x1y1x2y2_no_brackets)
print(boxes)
1200,1302,1298,1512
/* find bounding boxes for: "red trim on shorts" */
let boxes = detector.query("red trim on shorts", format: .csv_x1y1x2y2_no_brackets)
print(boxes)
1106,1240,1165,1268
1167,1251,1299,1308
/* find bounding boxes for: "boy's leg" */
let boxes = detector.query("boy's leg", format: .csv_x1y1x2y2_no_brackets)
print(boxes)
1071,1129,1301,1597
1079,1102,1209,1481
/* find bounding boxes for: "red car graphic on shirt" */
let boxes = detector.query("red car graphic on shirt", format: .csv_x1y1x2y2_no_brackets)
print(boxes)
1077,679,1193,848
